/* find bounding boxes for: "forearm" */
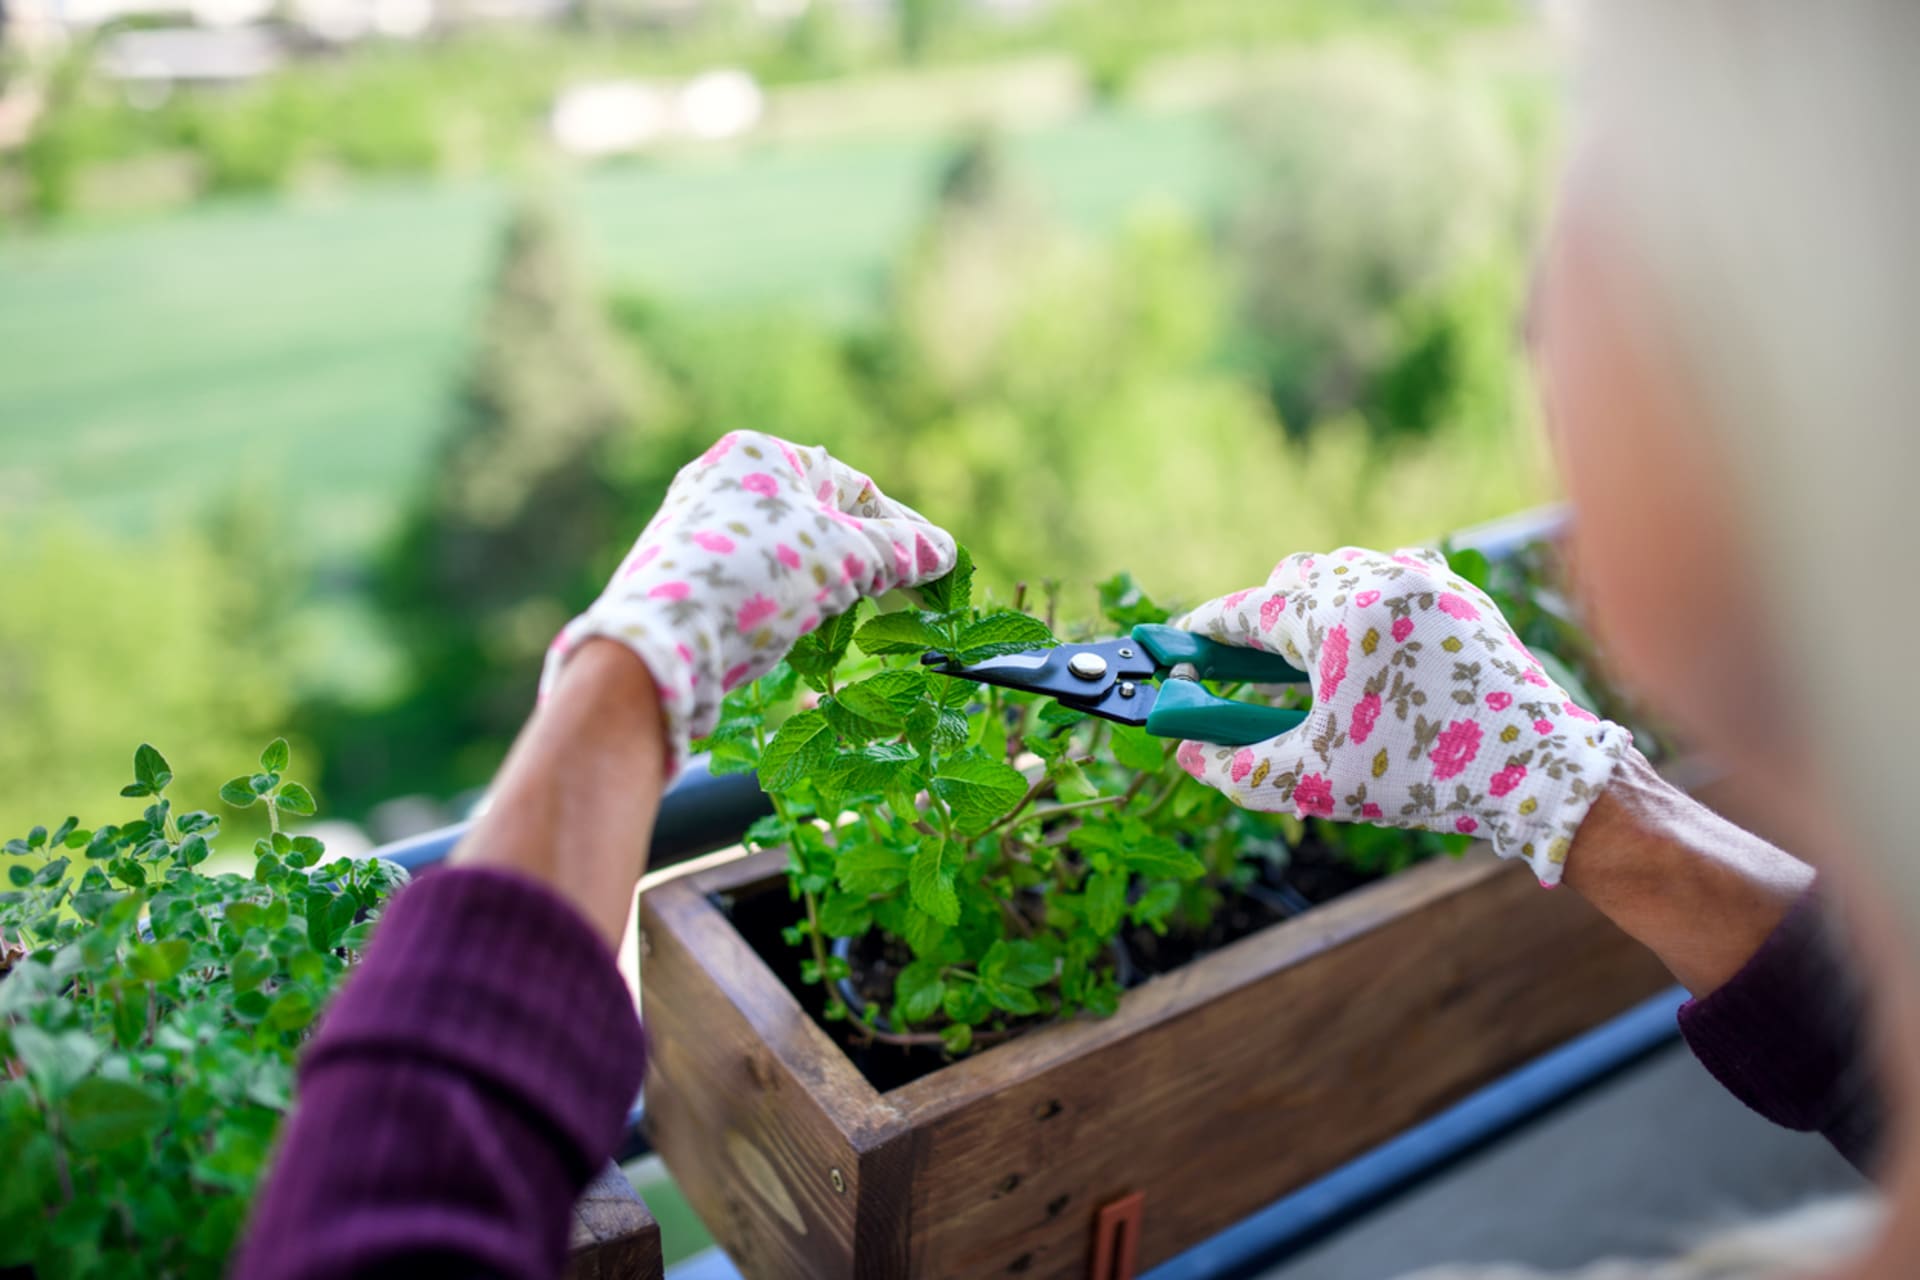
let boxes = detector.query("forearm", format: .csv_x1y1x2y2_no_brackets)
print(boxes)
238,643,667,1278
452,639,669,947
1562,749,1814,996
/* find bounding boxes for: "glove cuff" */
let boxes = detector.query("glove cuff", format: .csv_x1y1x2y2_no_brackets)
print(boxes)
538,604,709,780
1492,718,1633,887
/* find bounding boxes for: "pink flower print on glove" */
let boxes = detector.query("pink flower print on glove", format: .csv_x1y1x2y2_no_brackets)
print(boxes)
540,431,957,775
1169,545,1629,886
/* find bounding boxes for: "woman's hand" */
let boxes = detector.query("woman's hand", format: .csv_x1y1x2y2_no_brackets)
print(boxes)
540,431,956,773
1173,546,1630,885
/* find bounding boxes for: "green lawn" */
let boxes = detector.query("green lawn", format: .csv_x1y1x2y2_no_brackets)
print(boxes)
0,107,1231,561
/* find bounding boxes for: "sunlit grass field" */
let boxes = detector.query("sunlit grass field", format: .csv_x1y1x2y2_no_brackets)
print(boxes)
0,107,1231,561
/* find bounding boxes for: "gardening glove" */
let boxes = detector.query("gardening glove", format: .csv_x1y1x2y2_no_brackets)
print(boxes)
540,430,956,774
1173,546,1631,886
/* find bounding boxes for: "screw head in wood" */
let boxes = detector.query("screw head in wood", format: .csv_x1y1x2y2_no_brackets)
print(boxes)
830,1167,846,1194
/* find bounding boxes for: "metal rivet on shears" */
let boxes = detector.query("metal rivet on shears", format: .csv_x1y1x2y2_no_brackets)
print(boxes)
1117,647,1134,659
1118,681,1136,698
1067,652,1109,680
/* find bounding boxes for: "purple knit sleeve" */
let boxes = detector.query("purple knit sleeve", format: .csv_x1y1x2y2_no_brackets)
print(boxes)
1677,885,1882,1174
234,866,647,1279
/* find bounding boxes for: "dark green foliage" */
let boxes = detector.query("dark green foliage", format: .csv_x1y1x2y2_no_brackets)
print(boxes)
696,550,1364,1053
0,742,406,1277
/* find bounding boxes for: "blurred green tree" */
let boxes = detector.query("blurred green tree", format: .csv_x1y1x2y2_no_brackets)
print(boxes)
370,197,651,801
1225,47,1524,437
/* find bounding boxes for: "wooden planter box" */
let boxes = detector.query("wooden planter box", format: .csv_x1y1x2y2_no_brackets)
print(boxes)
565,1164,665,1280
639,843,1670,1279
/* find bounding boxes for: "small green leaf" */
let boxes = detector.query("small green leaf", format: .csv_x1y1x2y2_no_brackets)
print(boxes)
954,611,1055,663
788,603,864,677
63,1077,167,1151
11,1025,102,1098
916,545,973,613
133,743,172,793
276,783,316,817
822,742,922,800
32,857,68,886
1130,881,1182,929
1109,725,1167,774
1444,545,1493,592
982,939,1054,989
6,866,28,888
908,841,959,927
178,834,210,867
1118,836,1204,880
853,610,947,657
119,783,151,798
940,1022,973,1055
835,843,912,895
816,891,873,937
266,989,316,1032
249,774,275,796
931,751,1028,836
983,981,1042,1016
1084,870,1125,935
220,778,258,809
230,950,274,995
260,738,291,773
26,826,45,850
756,709,837,792
835,670,932,730
128,939,190,983
894,960,946,1024
1098,571,1171,629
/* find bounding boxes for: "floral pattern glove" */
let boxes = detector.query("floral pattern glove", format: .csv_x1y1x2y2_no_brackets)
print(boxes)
540,430,957,775
1173,547,1630,885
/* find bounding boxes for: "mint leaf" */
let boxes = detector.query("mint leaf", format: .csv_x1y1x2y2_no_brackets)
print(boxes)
1109,724,1167,773
908,840,960,926
259,738,290,773
894,960,946,1023
219,778,257,808
824,743,921,799
954,612,1054,663
982,939,1053,989
1098,571,1171,628
931,751,1027,835
1084,870,1125,934
756,709,836,791
789,604,864,678
837,844,910,898
917,545,973,614
1118,836,1204,880
1130,881,1182,929
982,981,1041,1016
854,610,947,657
836,670,931,730
817,890,873,937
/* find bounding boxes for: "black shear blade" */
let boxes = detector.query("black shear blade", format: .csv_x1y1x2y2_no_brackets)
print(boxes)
929,638,1158,710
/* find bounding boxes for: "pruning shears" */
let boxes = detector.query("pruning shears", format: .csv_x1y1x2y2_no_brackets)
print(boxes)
924,624,1311,747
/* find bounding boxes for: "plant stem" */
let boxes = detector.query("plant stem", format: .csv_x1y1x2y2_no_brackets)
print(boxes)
1013,796,1124,828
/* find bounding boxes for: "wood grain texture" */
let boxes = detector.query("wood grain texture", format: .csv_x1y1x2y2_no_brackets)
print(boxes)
565,1164,664,1280
640,855,906,1278
641,847,1672,1279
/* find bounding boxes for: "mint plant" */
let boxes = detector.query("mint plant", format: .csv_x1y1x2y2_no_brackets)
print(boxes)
698,551,1344,1055
0,741,405,1278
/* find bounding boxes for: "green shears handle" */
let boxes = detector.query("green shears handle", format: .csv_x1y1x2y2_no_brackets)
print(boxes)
1132,624,1311,746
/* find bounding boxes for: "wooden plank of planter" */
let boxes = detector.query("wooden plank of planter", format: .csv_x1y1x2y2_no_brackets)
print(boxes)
565,1162,665,1280
640,843,1672,1280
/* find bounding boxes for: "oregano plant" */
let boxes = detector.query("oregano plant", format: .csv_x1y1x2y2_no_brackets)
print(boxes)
0,741,406,1278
